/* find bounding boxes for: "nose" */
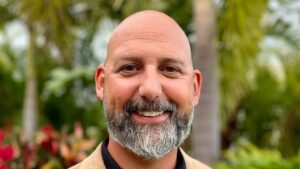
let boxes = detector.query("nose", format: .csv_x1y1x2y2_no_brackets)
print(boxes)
138,67,163,101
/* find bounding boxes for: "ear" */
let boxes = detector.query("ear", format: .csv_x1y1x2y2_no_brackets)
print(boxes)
95,65,105,100
192,69,202,106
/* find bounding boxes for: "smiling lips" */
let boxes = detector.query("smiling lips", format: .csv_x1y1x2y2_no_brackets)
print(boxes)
131,111,170,123
138,111,164,117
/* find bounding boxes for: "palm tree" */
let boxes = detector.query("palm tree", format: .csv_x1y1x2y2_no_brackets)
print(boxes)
192,0,220,164
191,0,269,164
16,0,74,142
218,0,267,150
0,0,104,142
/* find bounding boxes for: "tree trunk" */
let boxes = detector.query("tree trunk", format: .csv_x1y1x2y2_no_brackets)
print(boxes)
22,29,37,143
192,0,220,165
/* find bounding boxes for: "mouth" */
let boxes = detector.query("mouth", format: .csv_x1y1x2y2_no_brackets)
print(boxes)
130,111,171,123
123,99,176,124
137,111,164,117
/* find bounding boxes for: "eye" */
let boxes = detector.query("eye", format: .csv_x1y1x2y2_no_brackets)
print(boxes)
163,66,179,73
122,64,137,71
119,64,140,75
160,65,181,77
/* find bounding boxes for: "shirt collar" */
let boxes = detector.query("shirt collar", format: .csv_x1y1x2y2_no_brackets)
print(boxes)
101,138,186,169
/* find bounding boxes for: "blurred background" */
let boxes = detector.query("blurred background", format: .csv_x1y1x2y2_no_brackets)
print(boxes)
1,0,300,168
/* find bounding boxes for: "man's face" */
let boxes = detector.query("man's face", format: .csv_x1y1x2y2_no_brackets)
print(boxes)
95,11,201,160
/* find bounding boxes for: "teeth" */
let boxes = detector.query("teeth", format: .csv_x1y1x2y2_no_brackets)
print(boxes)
138,111,163,117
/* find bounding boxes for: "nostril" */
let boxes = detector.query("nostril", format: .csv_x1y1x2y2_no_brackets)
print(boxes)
141,95,159,102
138,84,162,101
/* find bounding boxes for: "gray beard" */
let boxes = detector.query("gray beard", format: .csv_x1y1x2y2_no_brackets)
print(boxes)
103,99,194,160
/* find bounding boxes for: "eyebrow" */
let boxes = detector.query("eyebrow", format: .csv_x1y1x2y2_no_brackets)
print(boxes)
158,57,185,66
112,55,186,67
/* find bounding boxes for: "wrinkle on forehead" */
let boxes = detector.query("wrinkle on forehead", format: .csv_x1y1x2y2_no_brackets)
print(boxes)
130,31,167,43
113,31,168,47
106,10,192,65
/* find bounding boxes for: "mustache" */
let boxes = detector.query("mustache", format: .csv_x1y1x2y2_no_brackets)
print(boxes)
124,99,177,114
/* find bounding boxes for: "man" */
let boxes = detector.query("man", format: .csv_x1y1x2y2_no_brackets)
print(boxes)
70,10,210,169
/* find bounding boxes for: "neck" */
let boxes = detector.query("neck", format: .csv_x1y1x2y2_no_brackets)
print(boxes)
108,137,178,169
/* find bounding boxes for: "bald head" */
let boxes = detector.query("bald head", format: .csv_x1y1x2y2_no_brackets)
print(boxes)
106,10,192,66
95,10,202,161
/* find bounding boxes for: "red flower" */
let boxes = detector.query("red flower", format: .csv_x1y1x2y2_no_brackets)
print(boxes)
0,145,13,160
39,125,59,155
40,138,59,155
0,159,8,169
41,125,54,137
22,144,35,169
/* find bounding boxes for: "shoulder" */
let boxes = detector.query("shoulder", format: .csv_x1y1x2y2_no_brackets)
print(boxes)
180,149,211,169
68,143,105,169
69,163,81,169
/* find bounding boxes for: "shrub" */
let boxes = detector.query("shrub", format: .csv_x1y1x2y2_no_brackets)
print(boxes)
214,142,300,169
0,122,100,169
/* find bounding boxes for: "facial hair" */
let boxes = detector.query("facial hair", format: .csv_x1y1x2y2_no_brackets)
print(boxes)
103,99,194,160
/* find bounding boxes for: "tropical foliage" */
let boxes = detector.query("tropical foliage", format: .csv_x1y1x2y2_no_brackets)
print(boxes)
214,141,300,169
1,0,300,168
219,0,300,157
0,123,99,169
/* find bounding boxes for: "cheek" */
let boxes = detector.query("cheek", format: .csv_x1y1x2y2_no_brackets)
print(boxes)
163,79,194,112
104,77,138,110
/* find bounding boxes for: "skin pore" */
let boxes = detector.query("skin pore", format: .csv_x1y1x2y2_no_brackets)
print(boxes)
95,10,202,169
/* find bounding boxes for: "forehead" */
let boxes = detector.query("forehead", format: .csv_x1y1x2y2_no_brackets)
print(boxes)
106,29,191,67
105,11,192,66
106,33,191,68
